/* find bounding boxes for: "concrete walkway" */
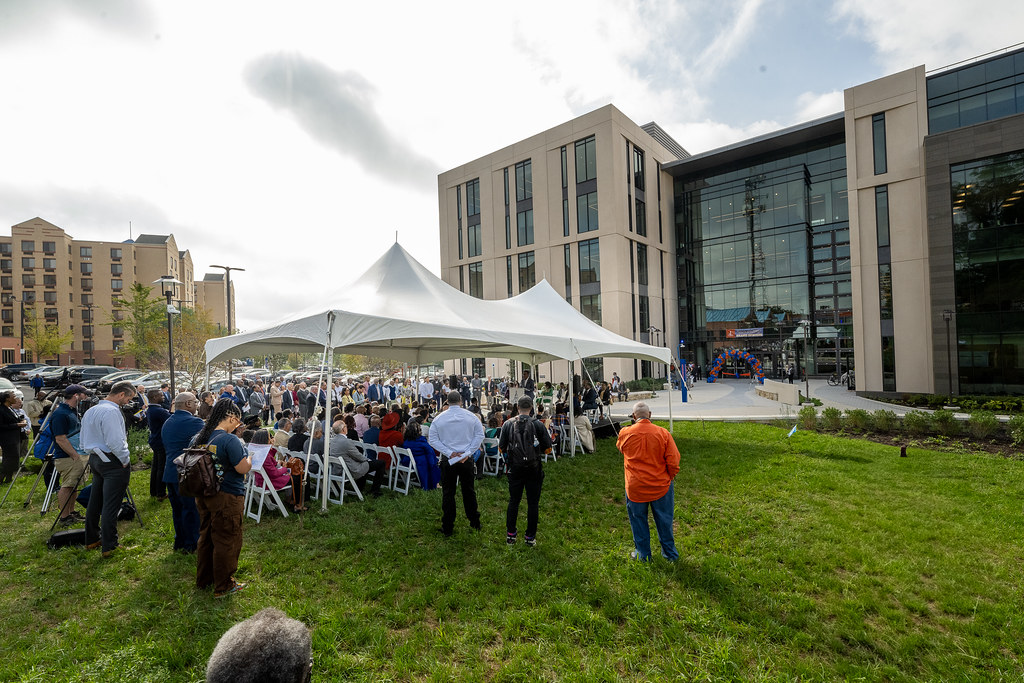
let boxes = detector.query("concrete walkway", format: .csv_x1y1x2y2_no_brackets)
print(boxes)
604,378,912,422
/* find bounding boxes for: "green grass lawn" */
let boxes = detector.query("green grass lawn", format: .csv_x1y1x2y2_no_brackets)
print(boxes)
1,422,1023,682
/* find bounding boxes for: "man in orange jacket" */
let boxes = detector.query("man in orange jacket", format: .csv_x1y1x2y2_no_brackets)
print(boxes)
616,401,680,561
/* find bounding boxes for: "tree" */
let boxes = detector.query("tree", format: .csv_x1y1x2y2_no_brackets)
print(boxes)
23,308,73,362
171,306,226,390
113,283,164,368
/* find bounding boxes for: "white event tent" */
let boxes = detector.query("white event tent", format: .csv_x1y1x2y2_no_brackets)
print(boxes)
204,243,674,510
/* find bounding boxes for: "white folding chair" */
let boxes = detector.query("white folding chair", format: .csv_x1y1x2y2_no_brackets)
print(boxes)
480,437,503,476
325,454,364,505
370,445,397,490
390,445,420,495
245,467,290,523
556,426,583,458
306,453,325,500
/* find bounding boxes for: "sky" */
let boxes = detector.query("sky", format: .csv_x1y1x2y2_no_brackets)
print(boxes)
1,0,1021,332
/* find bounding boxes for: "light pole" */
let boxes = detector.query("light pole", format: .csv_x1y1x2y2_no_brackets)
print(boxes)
210,264,244,381
799,319,811,400
83,302,95,365
942,309,954,397
153,276,182,399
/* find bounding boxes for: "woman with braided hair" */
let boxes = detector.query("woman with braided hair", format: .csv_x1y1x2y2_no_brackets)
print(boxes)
193,398,252,598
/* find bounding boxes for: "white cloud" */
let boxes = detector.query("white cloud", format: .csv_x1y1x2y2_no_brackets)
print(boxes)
795,90,844,122
835,0,1024,73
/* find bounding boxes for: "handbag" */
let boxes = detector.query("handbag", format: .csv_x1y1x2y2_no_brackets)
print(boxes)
175,445,224,497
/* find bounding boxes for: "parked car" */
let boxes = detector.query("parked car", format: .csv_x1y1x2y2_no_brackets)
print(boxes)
40,366,73,387
93,369,145,393
69,365,121,384
1,362,49,380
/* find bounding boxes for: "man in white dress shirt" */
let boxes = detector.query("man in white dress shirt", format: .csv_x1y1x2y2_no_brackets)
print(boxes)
427,391,484,537
81,381,138,557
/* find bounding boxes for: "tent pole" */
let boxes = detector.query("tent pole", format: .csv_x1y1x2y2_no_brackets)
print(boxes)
568,357,575,455
668,371,674,435
322,346,334,513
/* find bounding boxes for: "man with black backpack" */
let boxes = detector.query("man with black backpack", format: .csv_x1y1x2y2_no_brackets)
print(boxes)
498,395,552,547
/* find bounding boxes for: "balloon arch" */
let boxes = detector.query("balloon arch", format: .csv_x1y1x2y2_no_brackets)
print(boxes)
707,348,765,384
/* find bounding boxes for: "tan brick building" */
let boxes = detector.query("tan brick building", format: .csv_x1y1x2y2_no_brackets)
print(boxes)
0,217,234,366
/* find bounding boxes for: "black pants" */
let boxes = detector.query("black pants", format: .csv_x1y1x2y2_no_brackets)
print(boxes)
0,436,20,482
356,459,387,495
85,454,131,552
440,457,480,534
149,441,167,498
506,464,544,538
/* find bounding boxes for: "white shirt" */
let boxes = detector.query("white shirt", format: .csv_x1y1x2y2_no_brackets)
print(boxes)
419,381,434,399
80,399,131,466
427,405,484,461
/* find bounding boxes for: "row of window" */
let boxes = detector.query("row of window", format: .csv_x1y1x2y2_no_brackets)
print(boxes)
1,259,125,275
2,242,124,259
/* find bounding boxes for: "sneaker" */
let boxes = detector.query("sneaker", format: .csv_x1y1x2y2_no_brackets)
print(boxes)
70,511,86,522
506,532,517,545
214,581,247,598
58,516,76,528
525,536,536,547
629,550,650,562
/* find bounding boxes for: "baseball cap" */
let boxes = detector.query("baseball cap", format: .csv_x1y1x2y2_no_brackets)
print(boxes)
64,384,91,398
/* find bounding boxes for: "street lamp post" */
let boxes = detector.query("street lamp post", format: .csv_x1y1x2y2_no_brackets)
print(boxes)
210,264,245,381
83,302,95,364
799,319,811,400
942,309,954,397
153,276,182,399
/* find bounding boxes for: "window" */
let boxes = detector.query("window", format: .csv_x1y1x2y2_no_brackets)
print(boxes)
21,241,34,253
0,310,10,323
22,291,36,303
43,275,56,287
457,225,463,260
43,258,56,270
518,252,536,291
0,260,9,271
515,160,532,201
80,262,92,275
110,248,122,260
468,262,483,298
44,308,57,319
112,326,123,337
562,198,569,237
458,265,464,292
0,243,9,254
578,239,600,284
22,274,35,287
112,309,123,321
467,225,481,258
21,257,34,269
1,327,12,338
506,255,513,297
577,192,599,233
111,279,123,291
637,243,648,286
82,308,92,322
560,146,568,187
81,294,93,305
635,198,646,237
113,339,124,352
111,295,121,307
633,146,645,191
0,277,10,289
881,335,896,392
638,295,650,331
466,178,480,216
875,186,890,248
872,113,887,175
580,294,602,324
111,263,123,275
82,325,93,337
517,210,534,247
574,135,596,183
81,278,92,290
563,244,572,294
43,291,56,303
878,264,893,320
503,168,510,206
80,246,92,258
505,215,511,250
456,185,462,220
42,241,55,253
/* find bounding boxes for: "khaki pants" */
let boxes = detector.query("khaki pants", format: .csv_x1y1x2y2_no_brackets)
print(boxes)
195,491,244,593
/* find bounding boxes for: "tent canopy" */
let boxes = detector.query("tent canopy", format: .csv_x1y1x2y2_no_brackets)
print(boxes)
205,243,672,367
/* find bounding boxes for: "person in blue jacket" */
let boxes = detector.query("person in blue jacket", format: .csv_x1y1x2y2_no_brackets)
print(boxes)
402,421,440,490
161,392,204,553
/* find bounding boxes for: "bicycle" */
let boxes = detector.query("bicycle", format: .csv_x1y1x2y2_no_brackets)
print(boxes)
827,371,850,387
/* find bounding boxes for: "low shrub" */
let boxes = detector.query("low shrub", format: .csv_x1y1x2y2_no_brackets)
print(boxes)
1009,414,1024,447
903,410,932,437
820,406,843,431
873,409,899,434
626,377,662,391
844,408,873,432
967,411,1000,440
798,405,818,431
931,409,960,437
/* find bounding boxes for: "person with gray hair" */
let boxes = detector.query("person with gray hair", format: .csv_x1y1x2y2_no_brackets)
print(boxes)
161,392,205,553
206,607,312,683
615,401,681,562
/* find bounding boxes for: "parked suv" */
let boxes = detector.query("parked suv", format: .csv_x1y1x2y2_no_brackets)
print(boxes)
69,366,121,384
1,362,49,380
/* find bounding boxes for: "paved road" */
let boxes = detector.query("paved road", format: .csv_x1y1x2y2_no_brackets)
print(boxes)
605,378,912,422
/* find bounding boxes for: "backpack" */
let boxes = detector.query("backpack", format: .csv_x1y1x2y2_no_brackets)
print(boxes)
175,445,224,497
507,416,541,469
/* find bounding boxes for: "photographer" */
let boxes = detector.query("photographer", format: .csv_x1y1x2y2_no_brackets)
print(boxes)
52,385,92,526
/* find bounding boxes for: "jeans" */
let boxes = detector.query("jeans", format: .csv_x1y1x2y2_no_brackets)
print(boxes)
85,454,131,553
440,457,480,534
166,482,200,551
506,464,544,538
626,482,678,561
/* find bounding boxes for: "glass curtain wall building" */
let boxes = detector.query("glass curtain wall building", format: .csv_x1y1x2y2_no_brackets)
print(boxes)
671,119,850,379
